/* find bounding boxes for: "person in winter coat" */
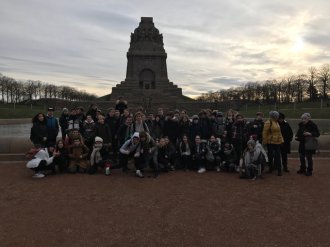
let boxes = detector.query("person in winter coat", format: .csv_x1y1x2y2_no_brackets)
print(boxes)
192,135,208,173
198,111,212,140
82,115,96,151
94,115,112,152
163,112,180,145
68,138,89,173
134,131,157,178
220,142,237,172
164,136,176,170
153,138,171,177
207,135,222,172
212,112,226,140
26,146,59,178
179,115,191,141
231,114,248,169
105,108,121,163
132,111,149,133
119,132,140,172
30,113,48,148
59,108,70,141
178,134,193,170
53,139,69,173
262,111,284,176
45,107,59,147
278,112,293,172
247,112,264,143
117,116,134,147
189,115,202,141
295,113,320,176
241,140,264,180
151,115,164,141
88,136,111,175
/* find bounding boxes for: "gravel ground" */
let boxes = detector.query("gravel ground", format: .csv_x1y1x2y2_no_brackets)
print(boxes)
1,159,330,247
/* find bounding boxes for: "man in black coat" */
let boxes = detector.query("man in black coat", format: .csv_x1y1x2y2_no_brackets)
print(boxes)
278,113,293,172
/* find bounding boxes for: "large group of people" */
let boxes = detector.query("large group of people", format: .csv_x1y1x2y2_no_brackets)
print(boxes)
27,100,320,180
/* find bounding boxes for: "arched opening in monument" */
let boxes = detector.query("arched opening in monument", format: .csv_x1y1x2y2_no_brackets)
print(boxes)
139,69,155,90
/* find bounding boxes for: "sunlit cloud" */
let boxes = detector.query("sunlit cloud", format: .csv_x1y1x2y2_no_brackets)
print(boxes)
0,0,329,98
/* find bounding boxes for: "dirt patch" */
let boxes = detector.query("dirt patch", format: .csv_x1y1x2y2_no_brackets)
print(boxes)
1,159,330,247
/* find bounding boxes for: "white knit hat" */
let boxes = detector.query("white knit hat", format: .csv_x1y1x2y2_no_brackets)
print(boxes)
95,136,103,143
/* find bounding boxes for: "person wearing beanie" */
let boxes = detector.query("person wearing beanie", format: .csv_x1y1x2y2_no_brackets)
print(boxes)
262,111,284,176
278,112,293,172
88,136,111,175
295,113,320,176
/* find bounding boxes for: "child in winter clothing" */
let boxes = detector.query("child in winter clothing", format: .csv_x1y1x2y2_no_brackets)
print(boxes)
119,132,140,172
88,136,111,175
68,138,89,173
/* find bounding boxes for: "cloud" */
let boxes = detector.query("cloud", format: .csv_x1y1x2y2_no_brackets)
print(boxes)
0,0,329,98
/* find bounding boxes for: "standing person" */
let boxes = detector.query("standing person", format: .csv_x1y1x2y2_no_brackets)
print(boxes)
132,111,149,133
46,107,59,147
295,113,320,176
30,113,48,148
247,112,264,143
278,112,293,172
163,111,180,145
117,116,134,147
231,114,248,170
224,109,237,143
82,115,96,151
86,103,98,123
262,111,284,176
212,112,226,140
59,108,70,141
95,115,112,153
189,115,201,141
179,114,191,140
115,96,128,115
105,108,121,163
151,115,164,141
198,110,212,140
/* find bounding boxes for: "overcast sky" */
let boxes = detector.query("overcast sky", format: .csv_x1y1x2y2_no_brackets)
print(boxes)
0,0,329,98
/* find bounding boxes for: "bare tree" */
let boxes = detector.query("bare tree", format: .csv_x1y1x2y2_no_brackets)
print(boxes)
318,64,330,99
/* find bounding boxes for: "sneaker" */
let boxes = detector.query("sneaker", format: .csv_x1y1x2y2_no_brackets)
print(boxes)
105,167,111,176
197,168,206,174
251,175,257,180
32,173,45,178
136,170,144,178
216,166,220,172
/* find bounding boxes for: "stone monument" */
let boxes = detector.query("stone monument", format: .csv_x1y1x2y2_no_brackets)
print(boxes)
102,17,193,110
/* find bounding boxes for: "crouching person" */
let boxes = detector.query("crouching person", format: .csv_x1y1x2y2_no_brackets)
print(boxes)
220,142,237,172
134,131,157,178
207,135,222,172
192,135,208,173
241,140,264,180
68,138,89,173
88,136,111,175
53,140,69,173
153,138,170,178
119,132,140,172
26,147,59,178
